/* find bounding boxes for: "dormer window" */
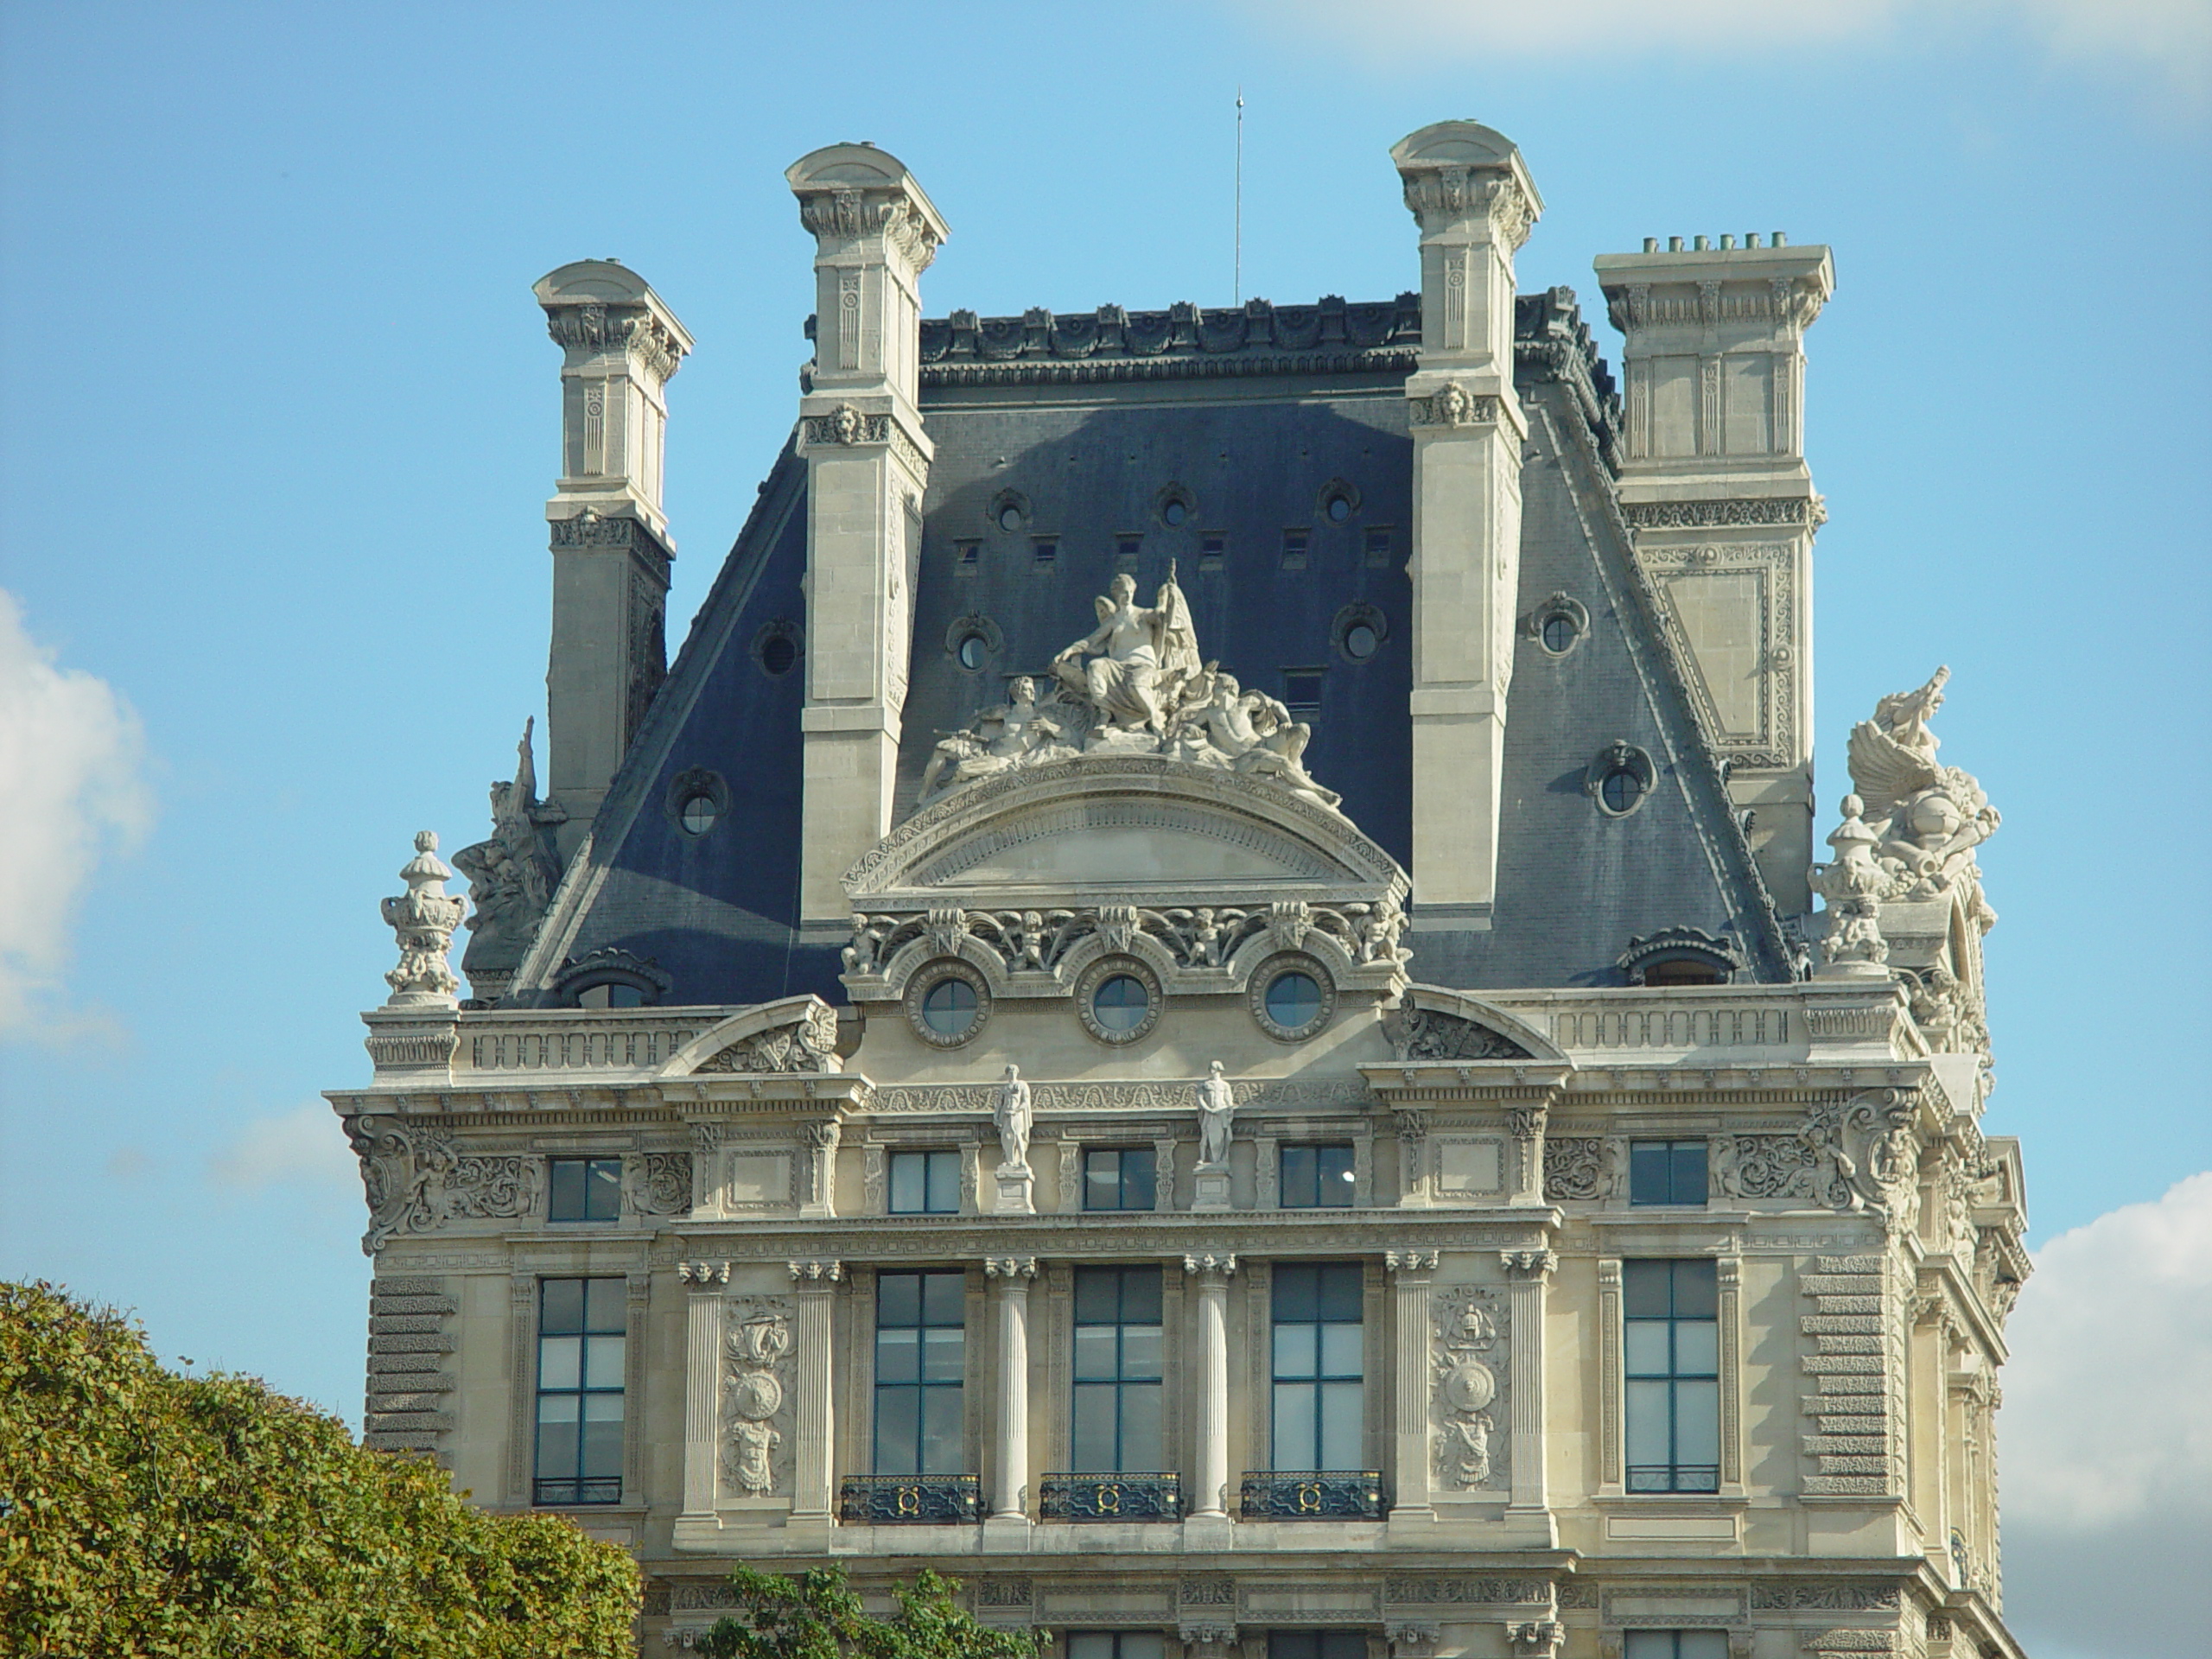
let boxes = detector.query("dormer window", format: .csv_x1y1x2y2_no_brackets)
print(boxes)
1617,926,1745,988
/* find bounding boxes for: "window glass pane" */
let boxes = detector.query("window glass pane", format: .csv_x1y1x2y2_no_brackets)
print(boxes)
921,1271,965,1325
541,1278,584,1333
1669,1142,1708,1205
1073,1325,1118,1381
1319,1382,1363,1468
538,1334,582,1391
1270,1636,1320,1659
1121,1637,1167,1659
1675,1319,1719,1376
926,1151,963,1213
582,1397,624,1476
536,1416,578,1478
585,1159,623,1220
1119,1382,1163,1469
1120,1325,1163,1380
1679,1633,1731,1659
1623,1637,1675,1659
921,1386,964,1474
1119,1268,1162,1323
1273,1264,1319,1321
1274,1382,1316,1467
1318,1633,1366,1659
1070,1636,1117,1659
1319,1323,1363,1378
1622,1260,1672,1318
550,1160,585,1221
1121,1149,1156,1211
874,1387,919,1473
1317,1265,1364,1323
1071,1384,1116,1469
1623,1321,1671,1376
1672,1258,1719,1319
889,1153,925,1213
922,1326,964,1383
1274,1323,1318,1379
1624,1378,1670,1465
1629,1142,1671,1206
537,1391,580,1427
877,1326,920,1382
1083,1151,1118,1211
1675,1379,1721,1466
1281,1145,1316,1207
1074,1268,1118,1322
1318,1144,1356,1199
583,1278,626,1332
879,1272,921,1327
583,1334,626,1388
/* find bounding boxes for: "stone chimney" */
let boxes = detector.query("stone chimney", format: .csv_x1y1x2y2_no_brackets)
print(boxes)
785,143,948,934
1391,121,1542,937
1593,234,1834,914
533,260,694,857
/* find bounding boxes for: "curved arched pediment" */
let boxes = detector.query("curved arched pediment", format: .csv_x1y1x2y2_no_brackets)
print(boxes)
1390,985,1568,1065
844,756,1407,910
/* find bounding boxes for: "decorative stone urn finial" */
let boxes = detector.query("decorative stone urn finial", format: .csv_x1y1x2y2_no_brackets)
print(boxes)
380,830,467,1007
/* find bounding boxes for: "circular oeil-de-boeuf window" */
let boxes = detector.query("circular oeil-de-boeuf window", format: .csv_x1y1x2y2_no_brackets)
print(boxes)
1599,766,1644,815
1075,957,1162,1046
1250,955,1337,1041
904,961,990,1048
679,793,719,836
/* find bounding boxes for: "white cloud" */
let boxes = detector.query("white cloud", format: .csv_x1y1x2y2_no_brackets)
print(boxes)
0,590,153,1033
208,1104,361,1194
1259,0,2209,100
1997,1173,2212,1656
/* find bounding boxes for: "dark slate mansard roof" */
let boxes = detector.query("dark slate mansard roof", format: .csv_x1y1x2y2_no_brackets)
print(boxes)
513,289,1793,1008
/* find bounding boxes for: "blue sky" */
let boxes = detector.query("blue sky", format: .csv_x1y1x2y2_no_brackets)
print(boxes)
1,3,2206,1654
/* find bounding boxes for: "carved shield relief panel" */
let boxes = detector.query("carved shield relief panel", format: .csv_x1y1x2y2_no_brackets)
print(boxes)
1431,1287,1510,1493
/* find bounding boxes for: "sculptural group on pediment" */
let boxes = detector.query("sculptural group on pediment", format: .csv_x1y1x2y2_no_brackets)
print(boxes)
1831,668,2000,910
917,567,1342,813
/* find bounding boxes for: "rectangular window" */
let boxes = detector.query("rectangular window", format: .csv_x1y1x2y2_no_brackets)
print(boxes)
1624,1259,1719,1493
1270,1262,1363,1470
1071,1267,1164,1471
534,1277,625,1505
888,1149,962,1215
1199,532,1226,570
1280,528,1310,570
1624,1635,1729,1659
1115,534,1143,566
874,1270,966,1475
1363,526,1393,568
1282,669,1325,721
1033,537,1058,565
955,539,980,569
548,1158,621,1224
1280,1144,1355,1210
1083,1147,1155,1212
1268,1633,1367,1659
1629,1141,1709,1207
1071,1637,1168,1659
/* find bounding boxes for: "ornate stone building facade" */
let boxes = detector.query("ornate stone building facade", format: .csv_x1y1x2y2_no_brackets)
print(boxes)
330,125,2030,1659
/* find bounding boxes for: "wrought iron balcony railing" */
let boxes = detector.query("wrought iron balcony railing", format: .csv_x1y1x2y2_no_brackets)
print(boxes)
837,1474,982,1525
1039,1471,1182,1522
1238,1470,1384,1519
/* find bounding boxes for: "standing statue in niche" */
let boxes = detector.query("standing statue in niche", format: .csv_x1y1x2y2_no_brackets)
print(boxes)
1196,1060,1236,1169
1053,568,1202,741
994,1063,1033,1173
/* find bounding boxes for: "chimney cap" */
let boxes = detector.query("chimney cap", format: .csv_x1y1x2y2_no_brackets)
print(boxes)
533,260,695,354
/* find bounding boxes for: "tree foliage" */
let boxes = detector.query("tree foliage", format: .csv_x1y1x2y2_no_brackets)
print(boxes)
0,1280,639,1658
698,1565,1039,1659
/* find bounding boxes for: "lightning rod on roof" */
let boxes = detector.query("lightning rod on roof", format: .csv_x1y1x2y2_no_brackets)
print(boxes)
1234,88,1245,306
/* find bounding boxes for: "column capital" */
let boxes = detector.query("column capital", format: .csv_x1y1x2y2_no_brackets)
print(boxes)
787,1257,843,1286
1385,1249,1440,1276
985,1255,1039,1281
677,1260,730,1286
786,143,949,278
1499,1249,1558,1281
1182,1253,1237,1281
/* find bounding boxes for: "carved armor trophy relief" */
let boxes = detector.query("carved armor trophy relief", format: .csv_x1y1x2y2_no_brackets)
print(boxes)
721,1301,792,1497
1433,1287,1509,1491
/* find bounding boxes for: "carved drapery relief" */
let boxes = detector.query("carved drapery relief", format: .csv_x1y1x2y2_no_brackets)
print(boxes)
1389,1007,1533,1062
1433,1287,1510,1491
346,1117,543,1255
843,899,1406,982
695,1004,840,1073
721,1299,793,1497
621,1152,692,1217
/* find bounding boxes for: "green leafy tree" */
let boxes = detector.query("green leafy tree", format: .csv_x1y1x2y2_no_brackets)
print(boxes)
698,1565,1039,1659
0,1280,639,1658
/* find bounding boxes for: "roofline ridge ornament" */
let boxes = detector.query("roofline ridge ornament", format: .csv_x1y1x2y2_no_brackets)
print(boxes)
379,831,466,1008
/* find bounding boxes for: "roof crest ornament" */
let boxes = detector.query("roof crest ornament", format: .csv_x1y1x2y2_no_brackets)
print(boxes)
918,563,1343,816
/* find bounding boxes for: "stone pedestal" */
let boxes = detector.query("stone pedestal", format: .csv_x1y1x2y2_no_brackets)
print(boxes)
1192,1166,1232,1213
993,1163,1035,1216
